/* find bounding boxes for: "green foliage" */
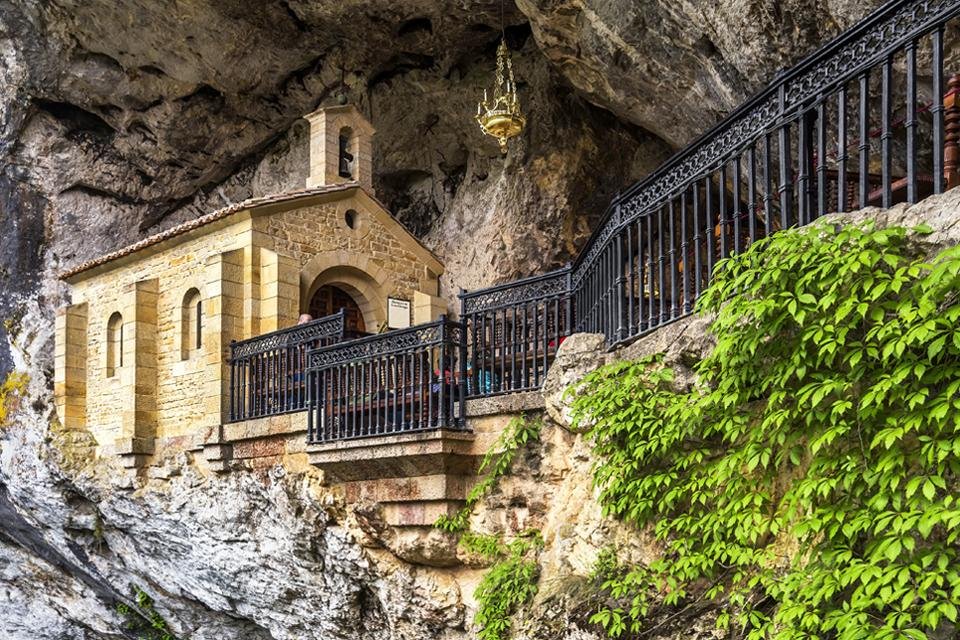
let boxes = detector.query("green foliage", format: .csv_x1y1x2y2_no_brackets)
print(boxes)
460,530,506,560
474,531,545,640
571,222,960,639
115,586,178,640
436,414,542,534
433,415,544,639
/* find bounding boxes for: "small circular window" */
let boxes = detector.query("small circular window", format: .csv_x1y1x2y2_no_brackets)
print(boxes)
344,209,358,230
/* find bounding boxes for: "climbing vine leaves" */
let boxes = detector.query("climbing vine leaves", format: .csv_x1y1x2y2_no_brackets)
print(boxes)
435,415,543,640
572,222,960,639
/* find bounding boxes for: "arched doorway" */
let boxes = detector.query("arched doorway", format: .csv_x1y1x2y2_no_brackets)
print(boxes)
309,284,366,334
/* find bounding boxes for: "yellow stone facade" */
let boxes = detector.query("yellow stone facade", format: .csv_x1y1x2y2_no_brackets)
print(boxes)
56,185,445,468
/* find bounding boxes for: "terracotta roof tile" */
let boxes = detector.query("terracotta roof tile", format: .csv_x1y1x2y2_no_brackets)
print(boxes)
60,182,360,279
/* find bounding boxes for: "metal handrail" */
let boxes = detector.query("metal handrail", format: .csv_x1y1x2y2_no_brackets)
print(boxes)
229,309,347,359
575,0,960,276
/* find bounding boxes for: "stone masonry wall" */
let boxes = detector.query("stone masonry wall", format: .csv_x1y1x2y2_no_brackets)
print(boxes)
262,192,438,303
66,217,252,454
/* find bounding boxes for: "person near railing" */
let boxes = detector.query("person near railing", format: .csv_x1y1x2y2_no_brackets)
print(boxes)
466,352,499,395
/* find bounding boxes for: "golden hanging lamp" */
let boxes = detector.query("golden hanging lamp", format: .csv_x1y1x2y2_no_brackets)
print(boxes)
476,39,526,153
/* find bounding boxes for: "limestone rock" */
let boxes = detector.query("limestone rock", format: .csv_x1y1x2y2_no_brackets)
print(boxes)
617,314,717,392
5,1,960,637
824,185,960,251
515,0,886,147
351,503,461,568
541,333,606,427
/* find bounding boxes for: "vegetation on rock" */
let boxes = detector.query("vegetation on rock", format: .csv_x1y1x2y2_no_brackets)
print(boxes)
572,222,960,639
473,531,544,640
436,414,544,639
0,371,28,428
115,586,179,640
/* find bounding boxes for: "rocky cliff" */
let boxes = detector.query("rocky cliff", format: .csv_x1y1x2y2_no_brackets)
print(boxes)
0,0,890,638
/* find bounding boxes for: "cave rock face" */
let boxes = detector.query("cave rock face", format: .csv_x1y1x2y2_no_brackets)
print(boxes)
0,0,896,638
515,0,885,148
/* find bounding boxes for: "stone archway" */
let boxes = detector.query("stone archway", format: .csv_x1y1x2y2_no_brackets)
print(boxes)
300,251,396,333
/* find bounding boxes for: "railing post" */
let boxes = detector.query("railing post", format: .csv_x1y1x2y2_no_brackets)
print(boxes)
337,307,347,340
613,202,626,342
778,83,794,228
437,315,447,429
228,340,236,422
932,27,945,195
564,262,573,336
458,291,468,427
306,368,314,442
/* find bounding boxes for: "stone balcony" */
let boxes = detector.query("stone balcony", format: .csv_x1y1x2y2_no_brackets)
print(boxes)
200,390,544,526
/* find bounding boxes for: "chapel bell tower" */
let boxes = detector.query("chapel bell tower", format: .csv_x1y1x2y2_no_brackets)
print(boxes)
304,104,375,194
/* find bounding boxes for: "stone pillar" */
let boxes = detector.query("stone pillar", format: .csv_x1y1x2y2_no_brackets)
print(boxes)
202,249,244,468
115,279,158,468
243,242,260,340
355,131,374,194
413,290,446,325
54,303,87,431
306,112,328,189
260,248,299,333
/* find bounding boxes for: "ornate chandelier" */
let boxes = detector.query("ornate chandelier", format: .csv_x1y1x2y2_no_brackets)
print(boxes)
476,39,526,154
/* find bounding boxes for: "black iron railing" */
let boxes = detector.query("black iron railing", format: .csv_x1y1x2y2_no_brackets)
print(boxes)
459,267,574,397
228,310,350,422
305,317,466,443
569,0,960,345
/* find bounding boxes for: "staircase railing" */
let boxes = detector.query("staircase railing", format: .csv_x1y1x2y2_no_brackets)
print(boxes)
571,0,960,345
462,0,960,358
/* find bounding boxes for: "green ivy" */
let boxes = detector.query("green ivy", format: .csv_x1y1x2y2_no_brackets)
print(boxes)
434,414,543,639
436,414,542,534
115,586,179,640
474,531,545,640
571,222,960,639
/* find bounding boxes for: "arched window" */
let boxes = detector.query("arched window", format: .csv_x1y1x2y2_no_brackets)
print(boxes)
106,312,123,377
181,288,202,360
338,127,354,179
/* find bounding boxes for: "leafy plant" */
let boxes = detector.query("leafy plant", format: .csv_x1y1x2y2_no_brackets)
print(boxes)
434,414,544,638
474,531,545,640
572,222,960,639
436,414,542,534
115,586,179,640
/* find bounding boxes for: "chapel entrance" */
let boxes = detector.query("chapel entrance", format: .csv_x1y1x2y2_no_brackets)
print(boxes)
309,284,366,334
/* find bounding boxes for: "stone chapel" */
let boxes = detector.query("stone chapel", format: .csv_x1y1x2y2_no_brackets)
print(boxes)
54,105,448,469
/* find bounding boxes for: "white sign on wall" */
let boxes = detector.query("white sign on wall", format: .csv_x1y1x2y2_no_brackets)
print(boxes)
387,297,411,329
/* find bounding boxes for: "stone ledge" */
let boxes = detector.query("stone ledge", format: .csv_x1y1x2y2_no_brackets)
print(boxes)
306,429,478,482
464,390,544,417
222,411,307,443
113,436,155,456
119,453,150,469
